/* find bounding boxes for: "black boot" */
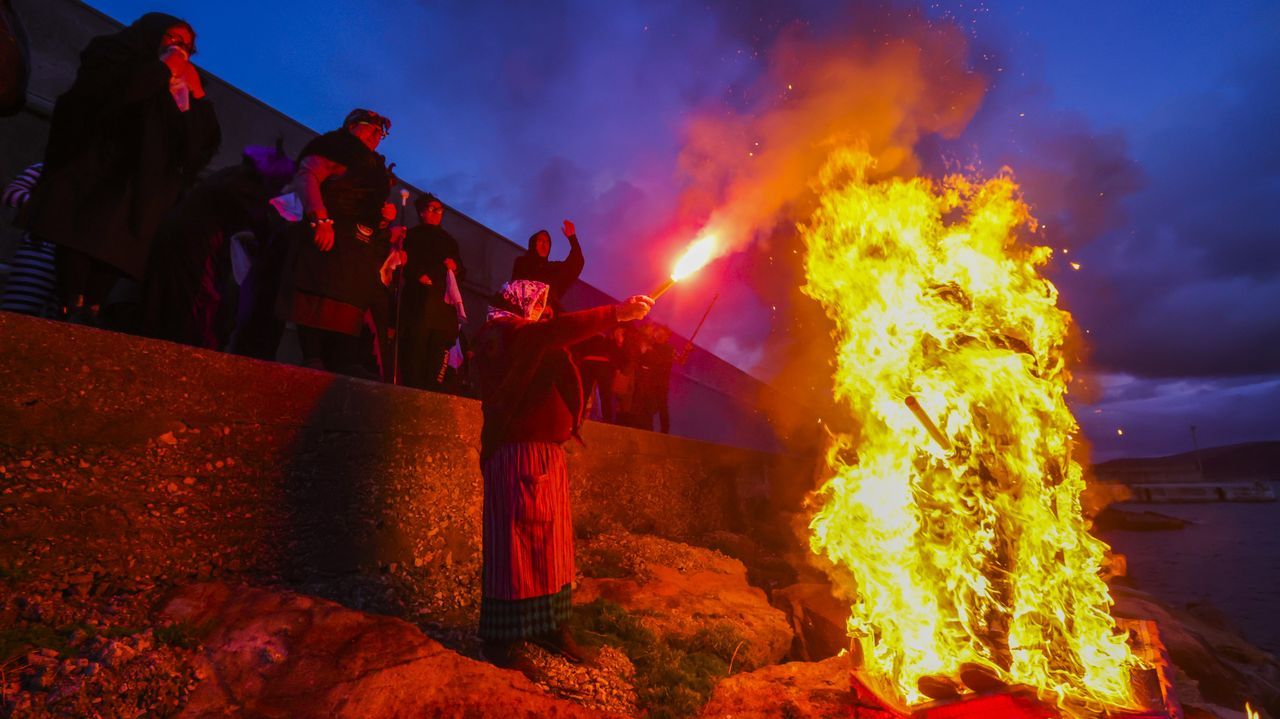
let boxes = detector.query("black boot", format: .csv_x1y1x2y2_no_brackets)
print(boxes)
532,625,599,665
480,640,535,673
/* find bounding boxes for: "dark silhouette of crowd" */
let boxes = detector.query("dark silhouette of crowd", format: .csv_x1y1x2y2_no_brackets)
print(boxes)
0,10,678,428
0,7,698,674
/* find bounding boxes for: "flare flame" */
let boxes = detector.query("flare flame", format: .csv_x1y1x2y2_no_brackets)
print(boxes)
671,234,720,281
801,148,1138,715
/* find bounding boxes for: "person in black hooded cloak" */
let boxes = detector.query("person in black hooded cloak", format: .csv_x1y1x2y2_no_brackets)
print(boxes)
509,220,584,313
21,12,221,320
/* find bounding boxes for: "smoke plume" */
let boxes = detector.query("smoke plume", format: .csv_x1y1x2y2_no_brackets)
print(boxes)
671,11,991,448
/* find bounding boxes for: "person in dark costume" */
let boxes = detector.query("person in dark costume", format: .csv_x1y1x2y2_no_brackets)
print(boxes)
474,280,652,669
572,332,614,422
0,0,31,116
400,193,466,389
607,323,642,426
276,109,403,375
21,12,221,319
227,204,294,360
635,324,675,433
142,144,295,349
509,220,584,312
360,200,403,378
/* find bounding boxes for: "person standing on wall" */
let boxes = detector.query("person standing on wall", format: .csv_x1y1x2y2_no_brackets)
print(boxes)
473,279,652,669
572,331,614,422
142,144,295,349
276,109,405,375
22,13,221,323
400,193,466,390
0,0,31,117
510,220,584,313
636,323,675,433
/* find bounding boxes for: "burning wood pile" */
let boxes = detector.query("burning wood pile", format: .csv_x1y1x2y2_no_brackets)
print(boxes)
799,148,1180,719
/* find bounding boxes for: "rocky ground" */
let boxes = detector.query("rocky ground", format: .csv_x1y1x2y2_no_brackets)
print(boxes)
4,527,1276,718
2,442,1277,717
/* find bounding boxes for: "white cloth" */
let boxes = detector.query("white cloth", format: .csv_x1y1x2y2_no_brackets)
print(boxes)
444,267,467,323
161,46,191,112
269,192,304,222
168,76,190,112
229,232,254,286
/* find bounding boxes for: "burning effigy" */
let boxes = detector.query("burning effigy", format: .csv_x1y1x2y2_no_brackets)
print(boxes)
801,148,1148,717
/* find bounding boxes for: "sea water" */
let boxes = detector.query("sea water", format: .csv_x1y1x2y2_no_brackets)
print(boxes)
1097,486,1280,656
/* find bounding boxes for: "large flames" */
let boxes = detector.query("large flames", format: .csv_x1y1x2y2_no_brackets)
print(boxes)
802,149,1139,715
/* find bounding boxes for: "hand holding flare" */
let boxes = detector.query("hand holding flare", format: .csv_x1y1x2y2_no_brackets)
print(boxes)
650,234,719,299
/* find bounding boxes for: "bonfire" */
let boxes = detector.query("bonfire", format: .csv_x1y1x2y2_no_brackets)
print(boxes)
802,148,1144,718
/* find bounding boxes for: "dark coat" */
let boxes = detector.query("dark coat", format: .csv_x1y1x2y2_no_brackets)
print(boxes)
402,223,465,334
0,0,31,116
143,157,291,348
22,13,221,279
636,341,674,413
475,305,618,459
284,130,394,314
510,232,584,305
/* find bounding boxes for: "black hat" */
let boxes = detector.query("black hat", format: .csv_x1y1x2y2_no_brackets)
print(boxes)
414,192,443,215
343,109,391,136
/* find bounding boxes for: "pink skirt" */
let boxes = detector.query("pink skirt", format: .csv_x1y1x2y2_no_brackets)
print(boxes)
481,442,575,601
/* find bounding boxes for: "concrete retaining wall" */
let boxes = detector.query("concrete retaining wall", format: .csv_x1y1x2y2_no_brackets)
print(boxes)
0,311,808,618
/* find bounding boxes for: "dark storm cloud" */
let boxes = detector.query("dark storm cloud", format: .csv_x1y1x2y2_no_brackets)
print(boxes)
1079,374,1280,461
387,1,767,289
1061,45,1280,379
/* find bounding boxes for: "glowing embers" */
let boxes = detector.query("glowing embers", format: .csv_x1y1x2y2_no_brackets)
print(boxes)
849,672,1174,719
801,148,1140,717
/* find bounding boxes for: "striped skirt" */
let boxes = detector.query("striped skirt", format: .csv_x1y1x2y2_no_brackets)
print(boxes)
479,441,575,640
1,234,58,317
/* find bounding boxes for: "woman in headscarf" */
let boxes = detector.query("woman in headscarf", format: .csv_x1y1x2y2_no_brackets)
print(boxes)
22,12,221,320
473,279,652,668
509,219,584,312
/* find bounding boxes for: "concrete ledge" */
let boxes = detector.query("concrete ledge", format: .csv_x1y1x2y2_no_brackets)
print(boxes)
0,311,807,617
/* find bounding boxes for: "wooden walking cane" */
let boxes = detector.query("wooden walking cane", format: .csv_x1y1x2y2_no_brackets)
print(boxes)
390,189,410,384
677,292,719,363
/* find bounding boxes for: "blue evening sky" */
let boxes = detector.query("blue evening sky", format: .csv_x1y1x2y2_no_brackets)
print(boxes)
83,0,1280,460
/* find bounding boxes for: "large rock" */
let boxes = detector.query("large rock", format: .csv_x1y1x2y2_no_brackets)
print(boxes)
1112,585,1280,716
1092,506,1190,532
771,582,851,661
576,532,793,671
698,655,871,718
159,582,617,718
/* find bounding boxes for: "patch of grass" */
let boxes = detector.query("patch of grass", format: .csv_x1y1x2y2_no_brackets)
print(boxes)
581,547,630,579
570,600,748,719
0,624,70,663
679,622,747,668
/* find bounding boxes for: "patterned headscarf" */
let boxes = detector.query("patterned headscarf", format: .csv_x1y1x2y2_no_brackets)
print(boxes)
486,279,549,322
